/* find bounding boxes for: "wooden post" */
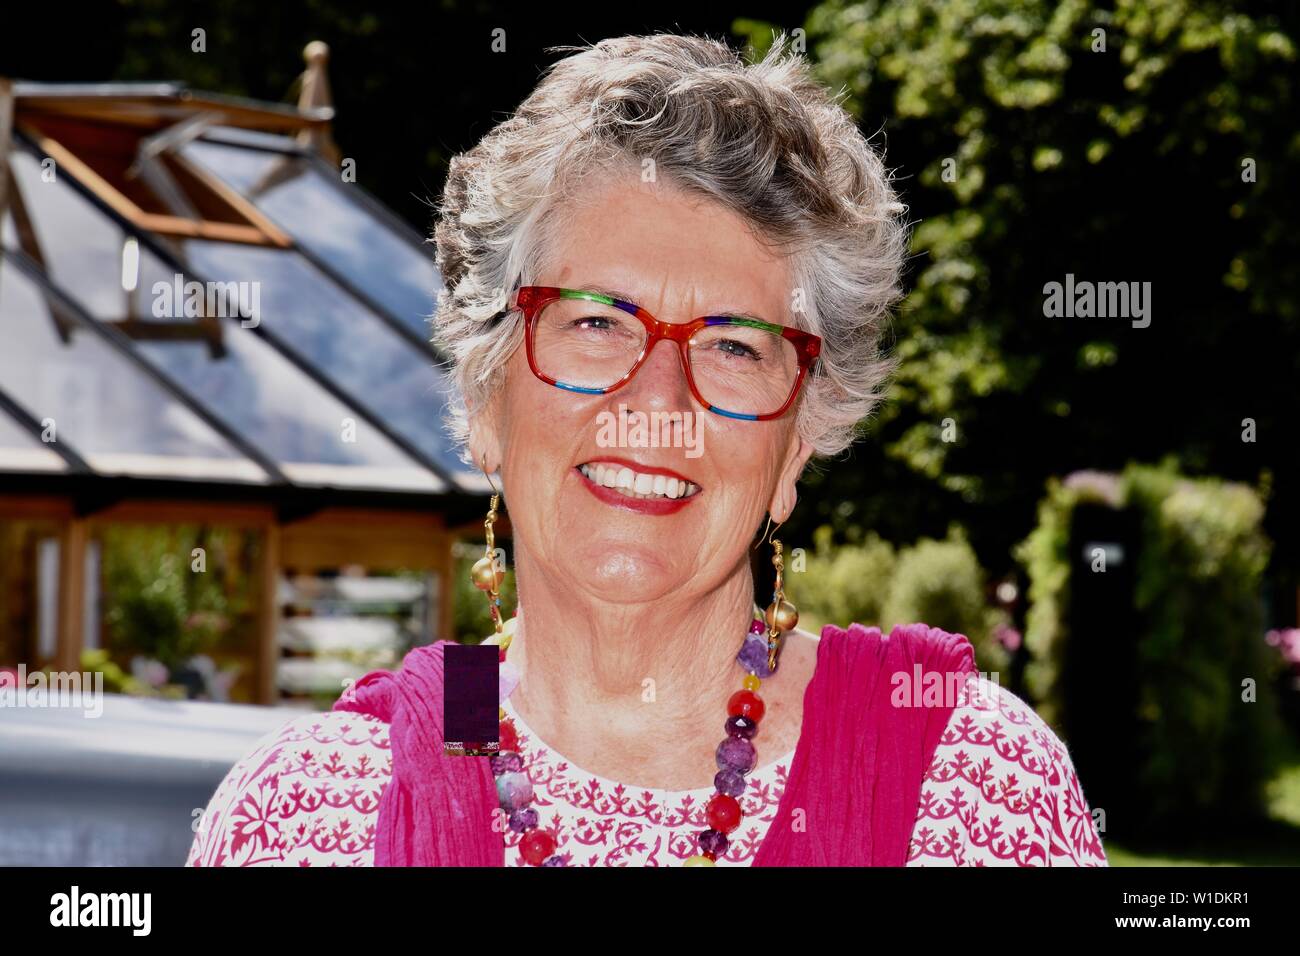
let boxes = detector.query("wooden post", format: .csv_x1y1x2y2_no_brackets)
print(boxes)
437,532,456,643
55,517,87,673
255,523,282,705
0,77,13,222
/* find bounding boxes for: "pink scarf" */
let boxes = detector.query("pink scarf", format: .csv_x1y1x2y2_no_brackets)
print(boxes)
333,621,974,866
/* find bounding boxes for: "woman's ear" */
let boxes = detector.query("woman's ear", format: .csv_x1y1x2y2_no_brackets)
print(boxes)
467,393,505,475
768,433,815,524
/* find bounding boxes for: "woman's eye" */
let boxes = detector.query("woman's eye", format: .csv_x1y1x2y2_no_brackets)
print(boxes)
713,338,761,360
575,316,616,331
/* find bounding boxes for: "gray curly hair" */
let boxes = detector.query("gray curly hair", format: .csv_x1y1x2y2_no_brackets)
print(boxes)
431,32,908,460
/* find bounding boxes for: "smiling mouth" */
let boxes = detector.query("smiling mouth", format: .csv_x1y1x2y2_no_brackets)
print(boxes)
577,461,702,501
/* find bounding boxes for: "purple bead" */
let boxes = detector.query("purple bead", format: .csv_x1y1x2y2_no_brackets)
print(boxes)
508,807,539,833
726,715,759,739
716,735,756,774
491,751,523,775
542,856,567,866
698,829,729,856
714,768,747,796
496,771,533,811
736,633,776,678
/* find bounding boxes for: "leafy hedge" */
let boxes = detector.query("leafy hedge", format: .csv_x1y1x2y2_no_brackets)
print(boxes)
1017,461,1286,828
790,525,1010,674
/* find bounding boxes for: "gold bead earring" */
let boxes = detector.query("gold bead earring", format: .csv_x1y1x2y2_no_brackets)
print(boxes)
470,456,509,648
761,517,799,672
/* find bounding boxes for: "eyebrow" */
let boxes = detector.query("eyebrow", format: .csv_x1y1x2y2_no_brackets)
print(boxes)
572,284,779,325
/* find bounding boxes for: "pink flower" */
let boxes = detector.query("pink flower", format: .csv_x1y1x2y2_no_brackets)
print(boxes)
994,624,1022,652
1266,629,1300,667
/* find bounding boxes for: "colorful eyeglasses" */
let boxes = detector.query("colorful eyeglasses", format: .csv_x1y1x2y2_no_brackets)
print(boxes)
506,286,821,421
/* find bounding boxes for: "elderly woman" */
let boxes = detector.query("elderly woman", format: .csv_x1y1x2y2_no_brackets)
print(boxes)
188,33,1105,868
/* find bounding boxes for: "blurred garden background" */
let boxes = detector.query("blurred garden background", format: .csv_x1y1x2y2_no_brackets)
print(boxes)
2,0,1299,866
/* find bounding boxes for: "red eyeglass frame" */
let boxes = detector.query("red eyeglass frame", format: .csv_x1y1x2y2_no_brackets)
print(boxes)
507,286,822,421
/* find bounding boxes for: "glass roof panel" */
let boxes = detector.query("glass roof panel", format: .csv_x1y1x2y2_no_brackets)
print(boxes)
3,148,443,493
133,330,439,492
7,149,184,322
0,256,267,483
180,240,471,483
183,139,439,340
0,404,69,473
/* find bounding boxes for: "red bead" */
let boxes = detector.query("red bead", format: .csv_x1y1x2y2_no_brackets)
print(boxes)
499,719,518,753
702,851,717,861
706,793,742,834
499,648,507,663
519,828,556,866
727,689,765,723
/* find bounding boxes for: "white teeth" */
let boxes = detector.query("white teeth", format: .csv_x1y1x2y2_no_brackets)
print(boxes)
579,463,701,501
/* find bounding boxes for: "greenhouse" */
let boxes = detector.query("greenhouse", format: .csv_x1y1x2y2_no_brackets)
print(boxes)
0,69,490,706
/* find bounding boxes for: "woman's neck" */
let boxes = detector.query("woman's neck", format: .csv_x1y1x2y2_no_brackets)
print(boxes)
501,549,757,789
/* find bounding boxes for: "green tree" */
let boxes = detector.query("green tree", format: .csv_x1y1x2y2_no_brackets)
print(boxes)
739,1,1299,582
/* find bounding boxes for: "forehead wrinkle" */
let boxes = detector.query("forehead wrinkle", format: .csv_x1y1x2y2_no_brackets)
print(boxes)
560,277,785,325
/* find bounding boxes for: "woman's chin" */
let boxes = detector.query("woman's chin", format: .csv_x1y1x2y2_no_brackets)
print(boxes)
564,545,684,604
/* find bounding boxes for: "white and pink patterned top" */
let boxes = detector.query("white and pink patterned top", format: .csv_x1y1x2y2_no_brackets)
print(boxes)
186,676,1108,867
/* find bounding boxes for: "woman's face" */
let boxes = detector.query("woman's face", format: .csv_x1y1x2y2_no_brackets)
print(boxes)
473,175,814,606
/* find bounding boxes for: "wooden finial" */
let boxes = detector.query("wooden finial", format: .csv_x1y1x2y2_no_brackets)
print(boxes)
303,40,330,68
296,41,341,165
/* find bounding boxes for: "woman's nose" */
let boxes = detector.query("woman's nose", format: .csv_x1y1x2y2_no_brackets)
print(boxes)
617,337,695,413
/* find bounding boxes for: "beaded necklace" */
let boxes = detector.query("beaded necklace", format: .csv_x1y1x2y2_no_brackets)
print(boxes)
489,617,779,867
472,491,797,866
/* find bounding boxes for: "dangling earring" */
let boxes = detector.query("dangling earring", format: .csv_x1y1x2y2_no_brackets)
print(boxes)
762,521,799,673
470,457,509,649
